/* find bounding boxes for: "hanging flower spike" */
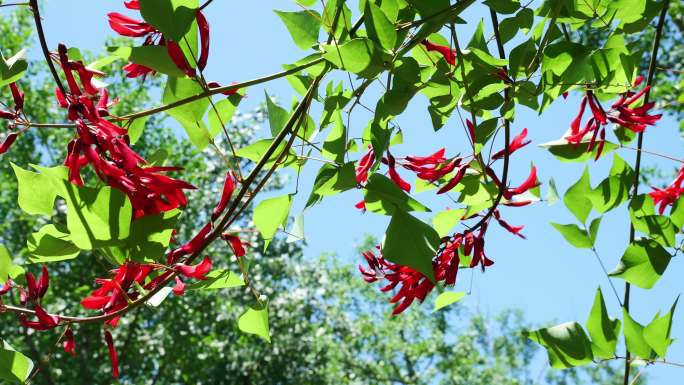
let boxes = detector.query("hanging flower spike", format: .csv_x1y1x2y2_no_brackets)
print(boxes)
356,146,375,184
172,276,186,296
212,171,236,221
104,331,119,378
570,96,588,136
505,166,539,198
222,233,246,258
387,154,411,192
492,128,530,160
176,256,212,280
196,10,210,70
63,328,76,356
586,91,607,124
421,40,456,65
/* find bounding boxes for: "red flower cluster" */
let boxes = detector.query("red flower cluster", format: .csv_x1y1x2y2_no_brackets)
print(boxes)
55,45,195,219
650,165,684,214
567,76,661,160
108,0,210,78
420,40,456,66
357,132,536,314
14,266,63,331
0,82,24,154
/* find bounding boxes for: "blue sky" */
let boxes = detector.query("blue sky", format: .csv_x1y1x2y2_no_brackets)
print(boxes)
19,0,684,383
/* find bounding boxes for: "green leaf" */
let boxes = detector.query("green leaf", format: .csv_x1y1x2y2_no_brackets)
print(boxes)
126,116,148,145
550,223,592,248
539,138,617,162
546,177,560,206
364,174,431,215
622,308,653,359
0,339,33,384
564,167,592,224
274,10,321,50
524,322,594,368
235,138,297,169
162,77,211,149
27,224,80,263
207,94,242,137
643,296,679,357
108,46,185,77
321,111,347,163
484,0,520,14
62,184,133,250
382,209,439,282
321,38,384,77
11,163,59,216
669,198,684,229
432,209,465,238
588,217,601,244
609,239,671,289
126,210,180,261
264,91,289,136
0,49,28,87
364,1,397,51
305,163,357,207
0,245,23,284
187,269,244,290
629,194,677,247
253,195,292,246
238,306,271,342
139,0,198,41
434,291,466,311
588,153,634,213
586,288,620,359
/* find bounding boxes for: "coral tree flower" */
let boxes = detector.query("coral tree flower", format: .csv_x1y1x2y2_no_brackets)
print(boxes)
420,40,456,65
56,45,195,219
650,165,684,214
175,256,213,280
64,329,76,356
104,331,120,378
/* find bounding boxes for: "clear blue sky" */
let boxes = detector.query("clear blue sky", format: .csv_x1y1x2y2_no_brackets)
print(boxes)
22,0,684,383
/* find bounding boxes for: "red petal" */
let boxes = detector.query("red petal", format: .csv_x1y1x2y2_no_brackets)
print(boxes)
104,331,119,378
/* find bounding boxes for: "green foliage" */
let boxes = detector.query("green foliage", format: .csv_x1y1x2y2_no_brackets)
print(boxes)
0,49,27,87
586,288,621,359
524,322,594,369
138,0,198,41
254,194,292,248
274,10,321,50
382,209,439,281
0,340,33,384
238,306,271,342
364,173,430,214
609,239,671,289
162,76,212,149
434,291,466,311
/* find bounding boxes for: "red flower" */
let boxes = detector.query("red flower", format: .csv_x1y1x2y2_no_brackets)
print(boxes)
212,171,236,221
9,82,24,111
172,276,186,296
421,40,456,65
404,148,446,165
176,256,212,280
387,154,411,192
222,234,246,257
493,210,525,239
104,331,119,378
107,12,156,37
56,46,195,219
436,163,468,194
64,328,76,356
196,10,210,71
24,265,49,303
492,128,530,160
650,165,684,214
505,165,539,198
166,40,196,78
167,222,212,263
19,304,60,330
0,133,18,155
355,200,366,211
356,146,375,184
